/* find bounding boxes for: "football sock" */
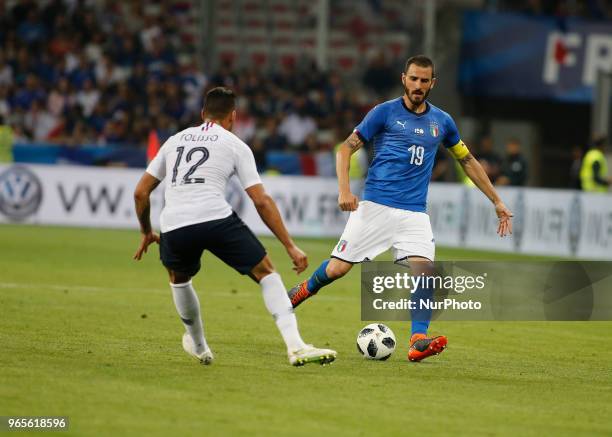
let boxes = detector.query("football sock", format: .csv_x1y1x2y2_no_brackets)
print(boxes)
171,280,208,354
260,272,307,351
306,259,333,293
410,282,433,335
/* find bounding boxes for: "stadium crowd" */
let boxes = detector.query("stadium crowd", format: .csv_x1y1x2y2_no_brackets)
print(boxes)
0,0,543,186
0,0,380,155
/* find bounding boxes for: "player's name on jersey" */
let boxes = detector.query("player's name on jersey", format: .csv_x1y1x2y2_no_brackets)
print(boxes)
179,133,218,142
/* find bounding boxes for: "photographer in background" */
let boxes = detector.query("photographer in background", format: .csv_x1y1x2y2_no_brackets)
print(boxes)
580,136,610,193
497,138,528,186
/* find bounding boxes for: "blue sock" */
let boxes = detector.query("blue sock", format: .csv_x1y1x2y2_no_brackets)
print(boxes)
410,283,433,336
306,259,333,294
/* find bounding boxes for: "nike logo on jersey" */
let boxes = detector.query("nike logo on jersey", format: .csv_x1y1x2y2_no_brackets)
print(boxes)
396,120,407,129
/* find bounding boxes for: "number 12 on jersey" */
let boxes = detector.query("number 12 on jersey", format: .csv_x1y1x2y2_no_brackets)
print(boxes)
171,146,210,185
408,144,424,165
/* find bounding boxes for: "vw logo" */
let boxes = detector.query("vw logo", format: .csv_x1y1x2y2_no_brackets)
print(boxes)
0,165,43,221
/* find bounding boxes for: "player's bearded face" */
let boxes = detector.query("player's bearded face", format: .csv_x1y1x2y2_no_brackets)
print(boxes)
402,66,434,107
404,81,431,106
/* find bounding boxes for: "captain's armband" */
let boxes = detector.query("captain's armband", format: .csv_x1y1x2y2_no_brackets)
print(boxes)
448,140,470,160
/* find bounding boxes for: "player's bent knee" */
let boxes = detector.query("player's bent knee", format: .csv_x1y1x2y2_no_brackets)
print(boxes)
168,269,191,284
250,256,276,282
407,256,435,276
326,258,352,279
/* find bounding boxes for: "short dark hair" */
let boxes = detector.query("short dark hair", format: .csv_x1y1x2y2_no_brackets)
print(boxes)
203,87,236,118
404,55,435,78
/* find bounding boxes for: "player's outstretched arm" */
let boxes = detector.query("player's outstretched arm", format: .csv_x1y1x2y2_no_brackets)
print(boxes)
133,172,161,260
458,153,513,237
245,183,308,274
336,131,363,212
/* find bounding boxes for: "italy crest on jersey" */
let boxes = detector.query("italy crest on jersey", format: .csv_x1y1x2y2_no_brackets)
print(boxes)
429,122,439,138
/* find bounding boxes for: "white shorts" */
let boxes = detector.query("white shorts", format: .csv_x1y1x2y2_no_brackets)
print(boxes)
331,201,435,263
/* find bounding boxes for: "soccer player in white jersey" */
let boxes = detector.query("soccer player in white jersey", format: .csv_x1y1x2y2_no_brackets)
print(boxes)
288,55,513,362
133,87,336,366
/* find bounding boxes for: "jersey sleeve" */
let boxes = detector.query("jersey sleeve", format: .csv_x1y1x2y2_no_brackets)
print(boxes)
145,141,169,181
235,141,262,189
441,113,470,160
441,113,461,148
354,104,387,143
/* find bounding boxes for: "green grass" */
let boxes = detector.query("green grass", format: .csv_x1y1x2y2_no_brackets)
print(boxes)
0,224,611,436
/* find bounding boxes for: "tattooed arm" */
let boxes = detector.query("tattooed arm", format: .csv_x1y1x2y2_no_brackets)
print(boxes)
458,153,513,236
336,131,364,211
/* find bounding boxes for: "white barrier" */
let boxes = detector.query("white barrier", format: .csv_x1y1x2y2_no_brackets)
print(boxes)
1,164,611,260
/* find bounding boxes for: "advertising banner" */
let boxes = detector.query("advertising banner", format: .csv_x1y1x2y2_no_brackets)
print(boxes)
0,164,164,229
459,11,612,102
1,164,611,260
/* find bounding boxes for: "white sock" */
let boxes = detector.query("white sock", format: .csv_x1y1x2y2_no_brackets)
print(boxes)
171,281,208,354
260,273,307,352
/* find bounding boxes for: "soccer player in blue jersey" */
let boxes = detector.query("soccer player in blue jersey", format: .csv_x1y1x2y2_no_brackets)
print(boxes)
288,55,513,362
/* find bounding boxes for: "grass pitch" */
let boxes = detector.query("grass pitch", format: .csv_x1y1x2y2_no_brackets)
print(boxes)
1,224,611,436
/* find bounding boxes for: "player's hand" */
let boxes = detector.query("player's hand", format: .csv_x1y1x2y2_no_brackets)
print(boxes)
286,244,308,274
338,191,359,212
134,232,160,260
494,201,513,237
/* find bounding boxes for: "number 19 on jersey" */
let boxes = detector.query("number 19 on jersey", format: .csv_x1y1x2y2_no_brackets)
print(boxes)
408,144,424,166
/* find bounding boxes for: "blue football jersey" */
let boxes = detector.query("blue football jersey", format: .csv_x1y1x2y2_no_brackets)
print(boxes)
354,97,461,212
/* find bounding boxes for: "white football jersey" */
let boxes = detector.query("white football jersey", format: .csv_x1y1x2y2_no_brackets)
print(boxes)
146,121,261,232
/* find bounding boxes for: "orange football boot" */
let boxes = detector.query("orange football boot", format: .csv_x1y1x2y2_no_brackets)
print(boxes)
288,280,315,308
408,333,447,362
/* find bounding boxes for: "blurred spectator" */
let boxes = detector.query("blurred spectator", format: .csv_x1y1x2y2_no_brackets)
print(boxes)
568,145,583,190
65,120,96,147
278,97,317,149
580,136,610,192
24,99,58,142
431,145,450,182
76,78,100,117
17,9,47,44
497,138,528,186
95,53,128,88
181,59,208,114
262,118,288,151
303,133,320,153
47,77,75,116
362,51,396,97
251,136,267,172
0,51,13,86
232,97,256,142
140,15,162,53
210,60,238,88
14,74,46,110
0,85,9,119
476,135,502,184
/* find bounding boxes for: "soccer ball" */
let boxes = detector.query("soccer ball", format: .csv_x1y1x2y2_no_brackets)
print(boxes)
356,323,396,360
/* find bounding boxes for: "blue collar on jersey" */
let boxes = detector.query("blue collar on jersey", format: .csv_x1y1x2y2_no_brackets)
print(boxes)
400,97,430,117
